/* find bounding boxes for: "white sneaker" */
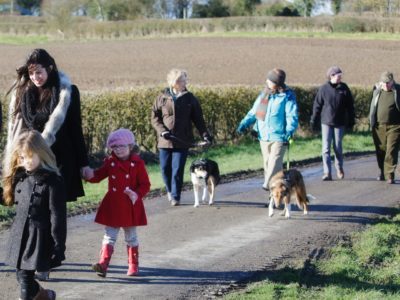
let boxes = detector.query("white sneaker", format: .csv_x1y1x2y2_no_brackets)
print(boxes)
171,199,180,206
167,192,172,202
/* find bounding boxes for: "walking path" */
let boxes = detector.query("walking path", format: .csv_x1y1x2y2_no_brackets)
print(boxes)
0,155,398,299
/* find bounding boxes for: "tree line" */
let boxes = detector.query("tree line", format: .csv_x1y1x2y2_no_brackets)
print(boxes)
2,0,400,20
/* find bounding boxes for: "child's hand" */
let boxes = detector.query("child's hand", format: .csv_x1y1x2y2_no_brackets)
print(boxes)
124,187,138,205
81,166,94,180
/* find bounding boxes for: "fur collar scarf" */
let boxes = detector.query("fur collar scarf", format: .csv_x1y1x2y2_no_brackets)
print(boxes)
3,72,72,175
20,84,60,133
7,71,71,146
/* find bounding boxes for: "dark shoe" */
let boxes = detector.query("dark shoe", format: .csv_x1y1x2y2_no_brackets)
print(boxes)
33,287,56,300
387,178,395,184
171,199,180,206
35,271,50,281
377,173,385,181
322,174,332,181
337,169,344,180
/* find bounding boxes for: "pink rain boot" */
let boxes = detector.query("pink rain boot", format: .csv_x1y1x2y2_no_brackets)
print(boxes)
92,244,114,277
127,245,139,276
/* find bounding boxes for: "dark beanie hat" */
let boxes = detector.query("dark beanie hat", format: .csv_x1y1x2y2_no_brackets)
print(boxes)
326,66,342,79
267,68,286,86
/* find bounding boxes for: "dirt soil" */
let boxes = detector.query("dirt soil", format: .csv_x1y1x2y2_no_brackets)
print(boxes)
0,155,398,299
1,37,400,92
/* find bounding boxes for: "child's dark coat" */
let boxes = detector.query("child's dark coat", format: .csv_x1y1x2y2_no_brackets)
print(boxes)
5,168,66,272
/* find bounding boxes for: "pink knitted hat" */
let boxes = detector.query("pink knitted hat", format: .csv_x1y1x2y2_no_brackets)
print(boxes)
107,128,136,148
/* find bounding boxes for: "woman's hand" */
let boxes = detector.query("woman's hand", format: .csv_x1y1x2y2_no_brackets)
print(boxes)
124,187,138,205
81,166,94,180
237,123,246,134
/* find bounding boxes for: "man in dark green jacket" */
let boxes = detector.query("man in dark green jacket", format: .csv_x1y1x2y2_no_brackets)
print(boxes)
369,71,400,184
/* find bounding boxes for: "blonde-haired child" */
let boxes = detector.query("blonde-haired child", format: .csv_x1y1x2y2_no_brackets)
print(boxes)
2,130,66,300
84,128,151,277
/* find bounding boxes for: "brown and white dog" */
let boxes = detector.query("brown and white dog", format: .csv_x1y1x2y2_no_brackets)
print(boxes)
190,159,220,207
268,169,312,218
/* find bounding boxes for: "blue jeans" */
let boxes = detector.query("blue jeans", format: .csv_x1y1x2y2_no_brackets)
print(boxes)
321,124,344,175
159,148,189,201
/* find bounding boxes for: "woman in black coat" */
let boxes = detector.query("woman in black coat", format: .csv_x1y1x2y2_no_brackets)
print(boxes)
4,48,90,281
3,130,66,300
4,48,90,202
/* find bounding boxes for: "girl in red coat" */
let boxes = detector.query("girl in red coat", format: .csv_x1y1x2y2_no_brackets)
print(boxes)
85,128,151,277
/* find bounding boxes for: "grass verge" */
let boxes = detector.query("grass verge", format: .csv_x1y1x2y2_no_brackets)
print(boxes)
0,131,374,225
0,34,48,45
181,31,400,41
224,211,400,300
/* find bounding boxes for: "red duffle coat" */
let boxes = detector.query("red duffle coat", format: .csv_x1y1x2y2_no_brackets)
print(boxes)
88,153,151,227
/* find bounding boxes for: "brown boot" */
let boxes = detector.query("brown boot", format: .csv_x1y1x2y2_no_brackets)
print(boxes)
92,244,114,277
33,286,56,300
127,245,139,276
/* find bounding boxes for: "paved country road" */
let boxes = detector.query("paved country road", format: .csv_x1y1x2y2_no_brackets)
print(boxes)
0,156,398,300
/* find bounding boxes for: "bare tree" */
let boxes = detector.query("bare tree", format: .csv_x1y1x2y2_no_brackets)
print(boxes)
331,0,342,14
293,0,316,16
174,0,191,18
349,0,400,15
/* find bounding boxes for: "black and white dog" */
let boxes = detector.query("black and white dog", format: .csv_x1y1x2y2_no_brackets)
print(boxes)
189,159,220,207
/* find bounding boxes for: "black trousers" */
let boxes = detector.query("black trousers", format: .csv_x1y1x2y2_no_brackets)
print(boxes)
16,269,40,300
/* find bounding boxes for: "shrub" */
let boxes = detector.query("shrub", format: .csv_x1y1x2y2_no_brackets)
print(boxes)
332,17,365,33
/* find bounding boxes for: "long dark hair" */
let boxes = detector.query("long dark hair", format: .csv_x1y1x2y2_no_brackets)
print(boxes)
7,49,60,115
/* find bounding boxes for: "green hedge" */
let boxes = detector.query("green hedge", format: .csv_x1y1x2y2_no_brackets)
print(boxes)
1,85,373,156
79,85,372,155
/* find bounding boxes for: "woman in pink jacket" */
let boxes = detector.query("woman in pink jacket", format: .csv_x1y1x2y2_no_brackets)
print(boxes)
85,128,151,277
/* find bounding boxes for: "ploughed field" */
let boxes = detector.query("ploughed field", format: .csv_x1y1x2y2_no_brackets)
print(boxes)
1,37,399,92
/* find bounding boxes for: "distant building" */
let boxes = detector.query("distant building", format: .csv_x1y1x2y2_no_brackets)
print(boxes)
0,3,39,16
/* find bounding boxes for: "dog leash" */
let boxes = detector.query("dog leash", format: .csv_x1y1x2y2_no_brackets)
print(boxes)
169,134,212,163
286,138,293,170
168,134,211,148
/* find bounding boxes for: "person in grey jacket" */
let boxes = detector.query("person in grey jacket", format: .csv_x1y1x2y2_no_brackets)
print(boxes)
151,69,212,206
310,66,355,181
2,131,66,300
369,71,400,184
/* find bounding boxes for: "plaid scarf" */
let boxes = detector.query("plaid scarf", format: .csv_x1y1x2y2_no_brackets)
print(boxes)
255,88,270,121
